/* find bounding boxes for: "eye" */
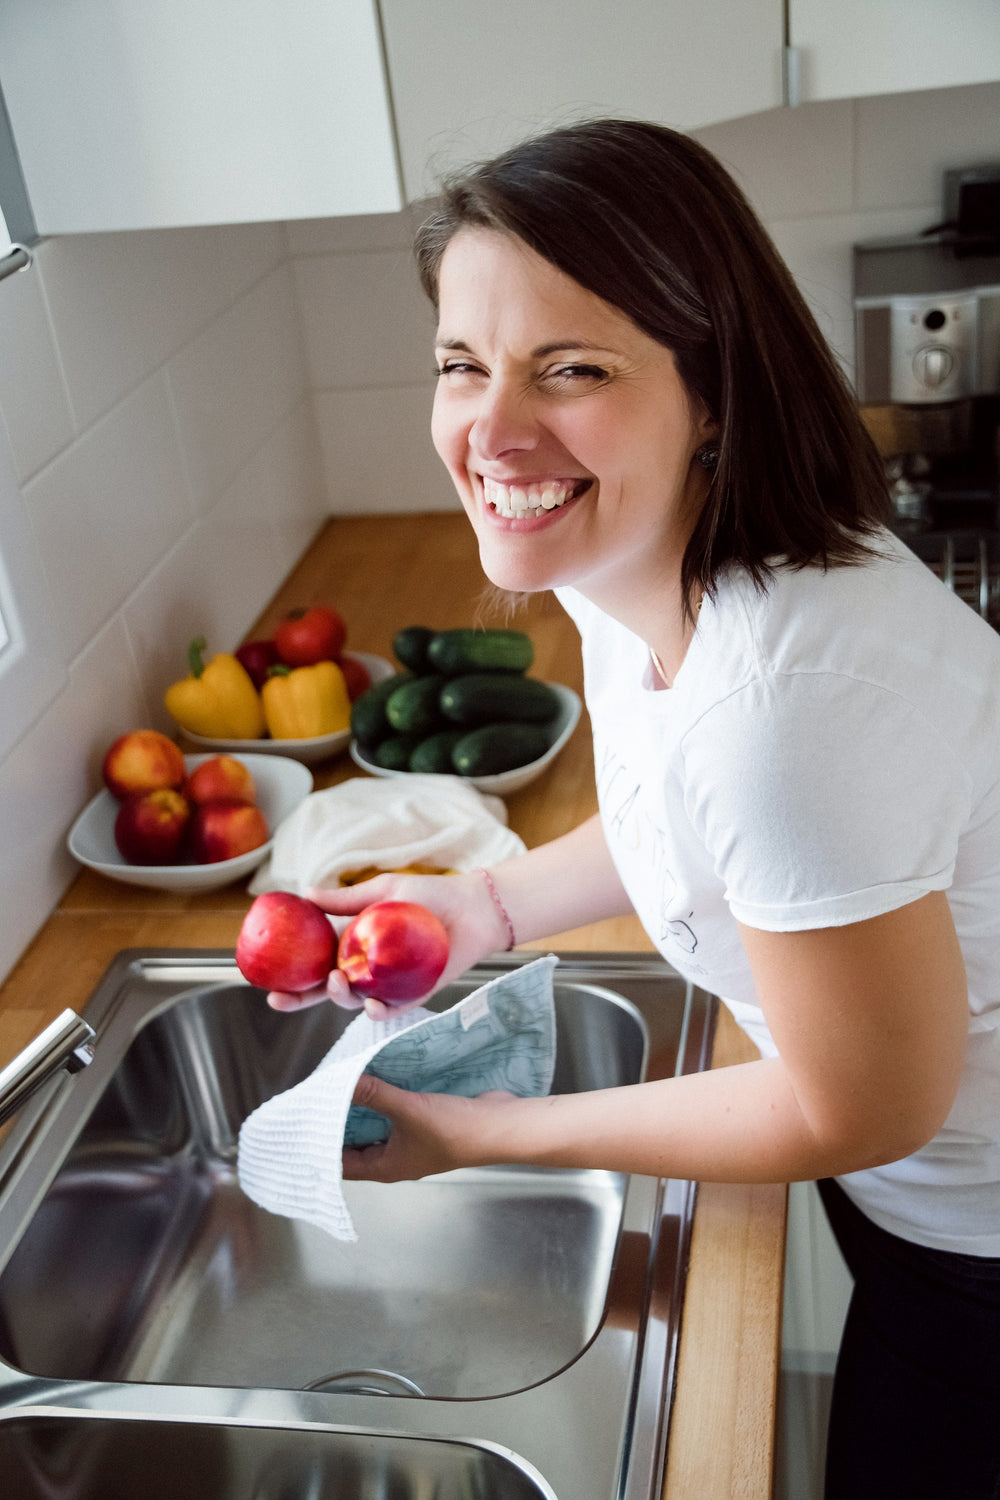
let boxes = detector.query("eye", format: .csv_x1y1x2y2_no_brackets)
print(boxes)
544,363,610,388
434,358,487,382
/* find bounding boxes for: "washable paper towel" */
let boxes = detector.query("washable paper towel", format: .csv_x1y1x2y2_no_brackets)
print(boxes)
248,776,525,896
237,954,558,1242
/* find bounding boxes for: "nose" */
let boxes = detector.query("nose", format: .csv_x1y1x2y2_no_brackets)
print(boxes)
468,378,541,463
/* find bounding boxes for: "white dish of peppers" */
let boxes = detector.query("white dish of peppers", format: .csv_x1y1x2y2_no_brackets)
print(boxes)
182,652,394,766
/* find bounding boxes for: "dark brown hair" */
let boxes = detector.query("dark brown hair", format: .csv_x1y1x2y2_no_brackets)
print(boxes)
414,118,889,610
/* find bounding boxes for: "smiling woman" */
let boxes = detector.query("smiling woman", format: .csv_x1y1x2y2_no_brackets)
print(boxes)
280,119,1000,1500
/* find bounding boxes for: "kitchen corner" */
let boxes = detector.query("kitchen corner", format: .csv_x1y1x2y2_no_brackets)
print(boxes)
0,511,785,1498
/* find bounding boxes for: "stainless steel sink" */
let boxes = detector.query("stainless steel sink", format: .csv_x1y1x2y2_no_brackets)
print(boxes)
1,1410,558,1500
0,950,715,1499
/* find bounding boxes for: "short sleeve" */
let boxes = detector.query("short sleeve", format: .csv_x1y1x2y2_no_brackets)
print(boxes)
680,671,972,931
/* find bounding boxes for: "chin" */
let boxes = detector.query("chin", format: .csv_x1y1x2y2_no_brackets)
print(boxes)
476,537,565,595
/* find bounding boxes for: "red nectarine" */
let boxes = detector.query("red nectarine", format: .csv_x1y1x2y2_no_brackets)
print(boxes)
337,900,449,1003
186,755,256,806
236,891,337,991
114,787,191,864
190,801,269,864
103,730,185,801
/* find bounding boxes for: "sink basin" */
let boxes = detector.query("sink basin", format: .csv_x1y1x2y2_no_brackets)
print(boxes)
0,974,644,1398
0,950,715,1499
1,1410,556,1499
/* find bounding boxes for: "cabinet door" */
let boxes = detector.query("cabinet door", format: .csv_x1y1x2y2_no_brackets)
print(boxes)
790,0,1000,102
0,0,402,233
381,0,784,203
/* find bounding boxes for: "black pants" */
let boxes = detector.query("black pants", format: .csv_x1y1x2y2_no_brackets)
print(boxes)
818,1178,1000,1500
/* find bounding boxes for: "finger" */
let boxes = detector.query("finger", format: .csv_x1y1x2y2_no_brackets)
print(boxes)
266,986,330,1012
342,1142,393,1182
325,970,364,1010
305,877,398,915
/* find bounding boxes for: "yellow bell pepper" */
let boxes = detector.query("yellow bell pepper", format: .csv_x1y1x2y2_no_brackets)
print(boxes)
164,637,265,739
261,661,351,739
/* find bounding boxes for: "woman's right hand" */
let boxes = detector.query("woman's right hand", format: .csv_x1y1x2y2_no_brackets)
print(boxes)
265,867,512,1020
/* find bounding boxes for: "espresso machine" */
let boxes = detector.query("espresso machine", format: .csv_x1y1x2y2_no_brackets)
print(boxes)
853,164,1000,624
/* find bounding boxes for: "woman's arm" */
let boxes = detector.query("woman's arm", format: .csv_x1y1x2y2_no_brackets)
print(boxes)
344,890,969,1184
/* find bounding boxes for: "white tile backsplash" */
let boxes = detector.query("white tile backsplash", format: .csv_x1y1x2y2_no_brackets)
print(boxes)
314,384,457,514
293,248,435,390
0,257,74,482
0,75,998,987
36,223,286,432
24,372,196,661
167,265,308,511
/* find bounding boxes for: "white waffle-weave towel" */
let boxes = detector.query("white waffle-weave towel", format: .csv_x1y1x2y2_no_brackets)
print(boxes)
237,955,558,1242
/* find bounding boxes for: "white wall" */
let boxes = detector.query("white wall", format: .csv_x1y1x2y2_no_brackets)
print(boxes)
0,220,327,982
0,75,997,995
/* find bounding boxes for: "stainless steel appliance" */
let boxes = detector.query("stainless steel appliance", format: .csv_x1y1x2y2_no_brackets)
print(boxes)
854,168,1000,623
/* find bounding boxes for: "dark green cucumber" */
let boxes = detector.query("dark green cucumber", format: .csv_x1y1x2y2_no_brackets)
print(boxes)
393,624,436,673
440,672,560,726
350,671,411,747
408,728,465,774
427,628,534,676
385,674,447,735
371,732,424,770
451,722,552,777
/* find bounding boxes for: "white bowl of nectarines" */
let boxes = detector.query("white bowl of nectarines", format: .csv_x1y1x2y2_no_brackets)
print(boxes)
68,752,313,892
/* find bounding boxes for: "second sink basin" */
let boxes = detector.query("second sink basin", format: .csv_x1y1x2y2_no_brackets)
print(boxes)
0,966,646,1399
1,1410,556,1500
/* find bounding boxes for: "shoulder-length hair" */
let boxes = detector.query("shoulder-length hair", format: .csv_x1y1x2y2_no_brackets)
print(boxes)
414,118,889,611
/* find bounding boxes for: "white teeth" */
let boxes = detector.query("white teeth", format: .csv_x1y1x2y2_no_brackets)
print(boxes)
483,477,580,517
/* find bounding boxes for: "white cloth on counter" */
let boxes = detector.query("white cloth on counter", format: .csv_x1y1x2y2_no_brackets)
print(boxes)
237,954,558,1242
248,774,525,895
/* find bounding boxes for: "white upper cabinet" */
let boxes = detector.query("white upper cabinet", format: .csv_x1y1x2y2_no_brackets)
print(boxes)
0,0,403,233
379,0,785,203
789,0,1000,103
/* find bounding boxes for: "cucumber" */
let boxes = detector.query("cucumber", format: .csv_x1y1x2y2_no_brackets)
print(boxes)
393,624,436,673
385,674,447,735
350,671,411,747
440,673,560,726
427,628,534,676
451,722,553,777
372,733,424,771
409,729,465,774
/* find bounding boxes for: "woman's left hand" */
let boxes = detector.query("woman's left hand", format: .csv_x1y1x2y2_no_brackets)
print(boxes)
342,1073,517,1182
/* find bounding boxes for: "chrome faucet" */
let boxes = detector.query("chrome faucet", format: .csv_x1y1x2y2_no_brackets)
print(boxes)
0,1009,95,1126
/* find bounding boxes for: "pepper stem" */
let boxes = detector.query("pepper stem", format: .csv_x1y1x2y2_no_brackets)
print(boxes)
188,636,208,678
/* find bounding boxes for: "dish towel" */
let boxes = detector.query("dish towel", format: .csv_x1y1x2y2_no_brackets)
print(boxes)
237,954,558,1242
248,775,525,895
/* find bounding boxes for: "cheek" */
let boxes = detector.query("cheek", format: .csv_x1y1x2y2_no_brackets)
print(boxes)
431,395,463,470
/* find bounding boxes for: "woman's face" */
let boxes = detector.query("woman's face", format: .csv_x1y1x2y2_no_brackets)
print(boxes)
430,228,715,614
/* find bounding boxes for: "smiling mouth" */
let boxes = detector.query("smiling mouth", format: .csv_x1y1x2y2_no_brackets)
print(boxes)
481,476,592,519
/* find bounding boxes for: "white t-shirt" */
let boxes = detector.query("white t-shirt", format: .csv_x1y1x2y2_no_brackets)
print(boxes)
556,530,1000,1254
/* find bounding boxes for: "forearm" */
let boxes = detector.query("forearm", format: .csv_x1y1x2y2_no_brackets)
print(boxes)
488,812,635,946
470,1056,912,1184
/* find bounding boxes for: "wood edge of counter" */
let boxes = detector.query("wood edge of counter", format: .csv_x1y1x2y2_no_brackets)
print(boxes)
662,1005,788,1500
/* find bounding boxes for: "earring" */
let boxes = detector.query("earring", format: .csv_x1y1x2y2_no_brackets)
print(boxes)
695,443,720,470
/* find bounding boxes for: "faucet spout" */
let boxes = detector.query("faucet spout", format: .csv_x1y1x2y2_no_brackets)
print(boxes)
0,1009,96,1126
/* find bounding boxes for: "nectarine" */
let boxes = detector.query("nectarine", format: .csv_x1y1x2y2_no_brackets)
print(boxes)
103,730,185,801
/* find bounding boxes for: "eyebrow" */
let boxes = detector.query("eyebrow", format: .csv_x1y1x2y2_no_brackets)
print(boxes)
434,337,617,358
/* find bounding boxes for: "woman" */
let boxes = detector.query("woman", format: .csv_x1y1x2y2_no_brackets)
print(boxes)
272,121,1000,1497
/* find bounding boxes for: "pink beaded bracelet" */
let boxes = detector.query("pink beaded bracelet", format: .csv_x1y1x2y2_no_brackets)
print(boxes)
475,867,516,951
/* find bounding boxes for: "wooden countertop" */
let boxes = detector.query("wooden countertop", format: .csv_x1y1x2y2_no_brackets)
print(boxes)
0,513,786,1499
